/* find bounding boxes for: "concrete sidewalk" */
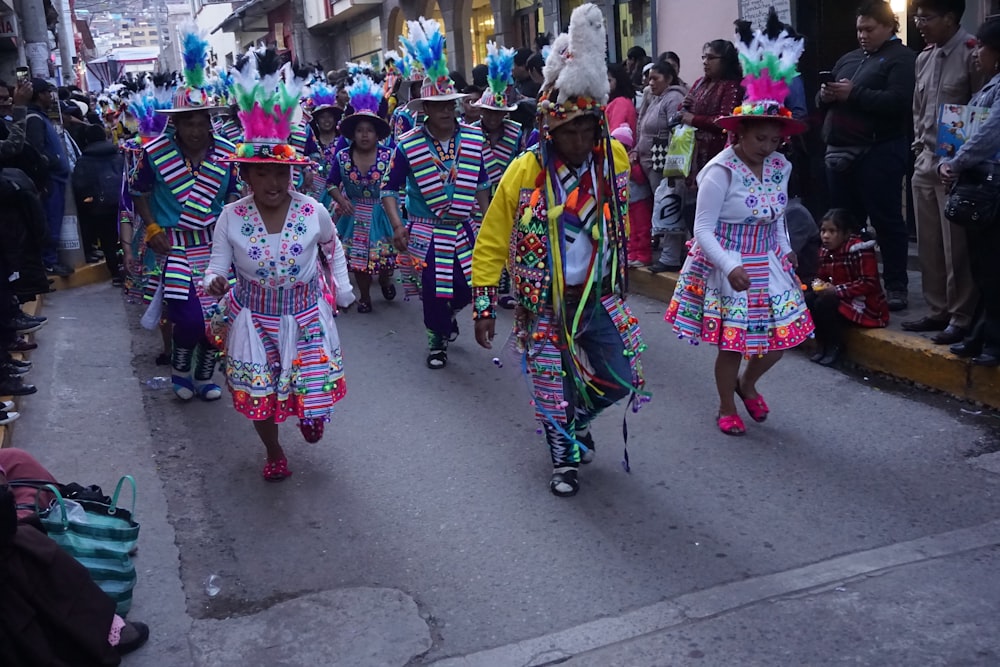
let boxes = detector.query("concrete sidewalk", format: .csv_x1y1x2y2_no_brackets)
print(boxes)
630,267,1000,409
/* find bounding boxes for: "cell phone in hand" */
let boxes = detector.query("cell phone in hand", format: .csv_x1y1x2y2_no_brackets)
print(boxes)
818,70,835,86
15,67,29,84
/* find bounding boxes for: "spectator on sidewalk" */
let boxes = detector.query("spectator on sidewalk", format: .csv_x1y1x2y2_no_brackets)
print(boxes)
818,0,916,312
938,17,1000,366
0,455,150,663
25,79,73,278
903,0,983,344
807,209,890,367
72,124,125,283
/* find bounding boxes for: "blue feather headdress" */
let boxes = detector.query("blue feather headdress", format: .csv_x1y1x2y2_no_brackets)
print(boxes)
307,81,339,112
126,77,174,138
399,17,465,102
339,73,391,140
160,22,225,113
473,41,517,111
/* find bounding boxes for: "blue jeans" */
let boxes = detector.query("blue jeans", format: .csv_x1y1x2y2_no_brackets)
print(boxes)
543,299,632,466
826,137,909,292
41,181,66,266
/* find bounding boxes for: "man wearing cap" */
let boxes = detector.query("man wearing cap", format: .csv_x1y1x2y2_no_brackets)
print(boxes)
25,78,73,277
384,17,492,370
472,4,646,497
130,25,238,403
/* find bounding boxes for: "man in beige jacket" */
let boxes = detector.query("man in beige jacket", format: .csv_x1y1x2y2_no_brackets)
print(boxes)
904,0,983,343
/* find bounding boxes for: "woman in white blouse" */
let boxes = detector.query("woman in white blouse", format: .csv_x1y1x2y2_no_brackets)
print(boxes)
665,116,814,436
205,162,354,481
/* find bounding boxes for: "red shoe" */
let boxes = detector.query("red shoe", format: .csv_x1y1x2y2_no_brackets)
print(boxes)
8,338,37,352
298,419,325,443
262,457,292,482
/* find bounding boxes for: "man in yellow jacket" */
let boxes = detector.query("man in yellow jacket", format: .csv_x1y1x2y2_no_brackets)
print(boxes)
471,3,648,498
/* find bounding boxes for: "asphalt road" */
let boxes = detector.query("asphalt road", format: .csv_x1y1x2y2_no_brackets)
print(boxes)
14,282,1000,666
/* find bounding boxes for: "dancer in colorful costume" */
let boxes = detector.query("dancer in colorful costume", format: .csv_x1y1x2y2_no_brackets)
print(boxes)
121,76,173,306
204,48,355,482
472,4,647,497
382,18,491,369
388,50,424,146
328,74,397,313
471,41,525,309
305,80,343,209
130,24,238,402
664,9,814,435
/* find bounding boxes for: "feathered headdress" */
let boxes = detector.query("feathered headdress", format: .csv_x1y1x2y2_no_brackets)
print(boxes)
339,73,391,140
307,81,339,113
226,47,310,164
399,17,467,104
126,74,175,139
473,41,517,112
537,4,610,130
160,22,226,114
717,8,807,135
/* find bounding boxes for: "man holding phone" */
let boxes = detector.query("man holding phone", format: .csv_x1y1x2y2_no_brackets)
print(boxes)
817,0,916,312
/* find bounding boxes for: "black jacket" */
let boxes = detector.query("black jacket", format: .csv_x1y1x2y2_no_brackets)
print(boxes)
71,140,124,215
819,38,917,146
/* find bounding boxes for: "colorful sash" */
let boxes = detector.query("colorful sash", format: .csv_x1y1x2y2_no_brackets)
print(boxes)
289,124,309,153
405,215,474,299
482,120,522,188
399,124,483,221
144,134,235,230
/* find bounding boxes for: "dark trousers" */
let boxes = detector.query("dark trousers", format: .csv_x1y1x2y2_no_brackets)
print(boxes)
805,289,846,349
826,137,909,291
420,247,472,346
168,284,210,349
41,181,66,266
78,207,121,277
0,279,16,364
965,223,1000,353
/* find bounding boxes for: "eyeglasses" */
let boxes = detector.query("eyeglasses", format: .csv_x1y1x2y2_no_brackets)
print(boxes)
913,14,941,26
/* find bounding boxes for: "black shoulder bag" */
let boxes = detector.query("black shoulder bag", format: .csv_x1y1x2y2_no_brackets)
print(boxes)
944,161,1000,231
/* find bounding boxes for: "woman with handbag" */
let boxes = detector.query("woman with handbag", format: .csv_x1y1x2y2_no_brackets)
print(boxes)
634,61,687,270
939,17,1000,366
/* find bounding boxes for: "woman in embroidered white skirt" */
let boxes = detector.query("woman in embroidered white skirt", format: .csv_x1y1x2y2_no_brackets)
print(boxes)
204,50,355,481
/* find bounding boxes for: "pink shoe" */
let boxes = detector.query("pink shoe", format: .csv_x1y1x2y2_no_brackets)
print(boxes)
717,413,746,436
736,384,769,423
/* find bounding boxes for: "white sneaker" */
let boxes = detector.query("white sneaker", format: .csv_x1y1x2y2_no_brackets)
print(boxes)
0,400,14,412
0,410,20,425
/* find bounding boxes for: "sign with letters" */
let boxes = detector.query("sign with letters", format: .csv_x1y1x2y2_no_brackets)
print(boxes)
0,12,18,39
738,0,792,29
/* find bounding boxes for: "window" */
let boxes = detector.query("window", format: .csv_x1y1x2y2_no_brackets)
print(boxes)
349,17,383,62
988,0,1000,18
470,0,494,65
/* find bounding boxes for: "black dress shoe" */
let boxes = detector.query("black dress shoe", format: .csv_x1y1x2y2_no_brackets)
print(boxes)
817,345,842,366
649,262,682,273
972,352,1000,367
931,325,967,345
0,377,36,395
901,316,948,333
950,341,981,358
886,290,908,312
115,621,150,655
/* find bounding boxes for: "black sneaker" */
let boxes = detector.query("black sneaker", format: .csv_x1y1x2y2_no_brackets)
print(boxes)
115,621,150,656
6,358,30,370
886,289,908,312
0,377,36,395
10,315,45,334
17,311,46,324
0,410,19,426
45,263,73,277
1,363,29,377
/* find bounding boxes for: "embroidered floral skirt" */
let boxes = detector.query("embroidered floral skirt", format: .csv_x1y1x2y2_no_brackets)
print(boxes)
665,242,814,356
223,278,346,423
336,197,396,274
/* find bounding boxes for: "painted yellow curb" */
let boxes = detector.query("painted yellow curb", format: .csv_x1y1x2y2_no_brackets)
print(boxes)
49,261,113,291
628,267,1000,409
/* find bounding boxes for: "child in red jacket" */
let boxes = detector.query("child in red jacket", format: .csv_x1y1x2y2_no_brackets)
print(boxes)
806,209,890,366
